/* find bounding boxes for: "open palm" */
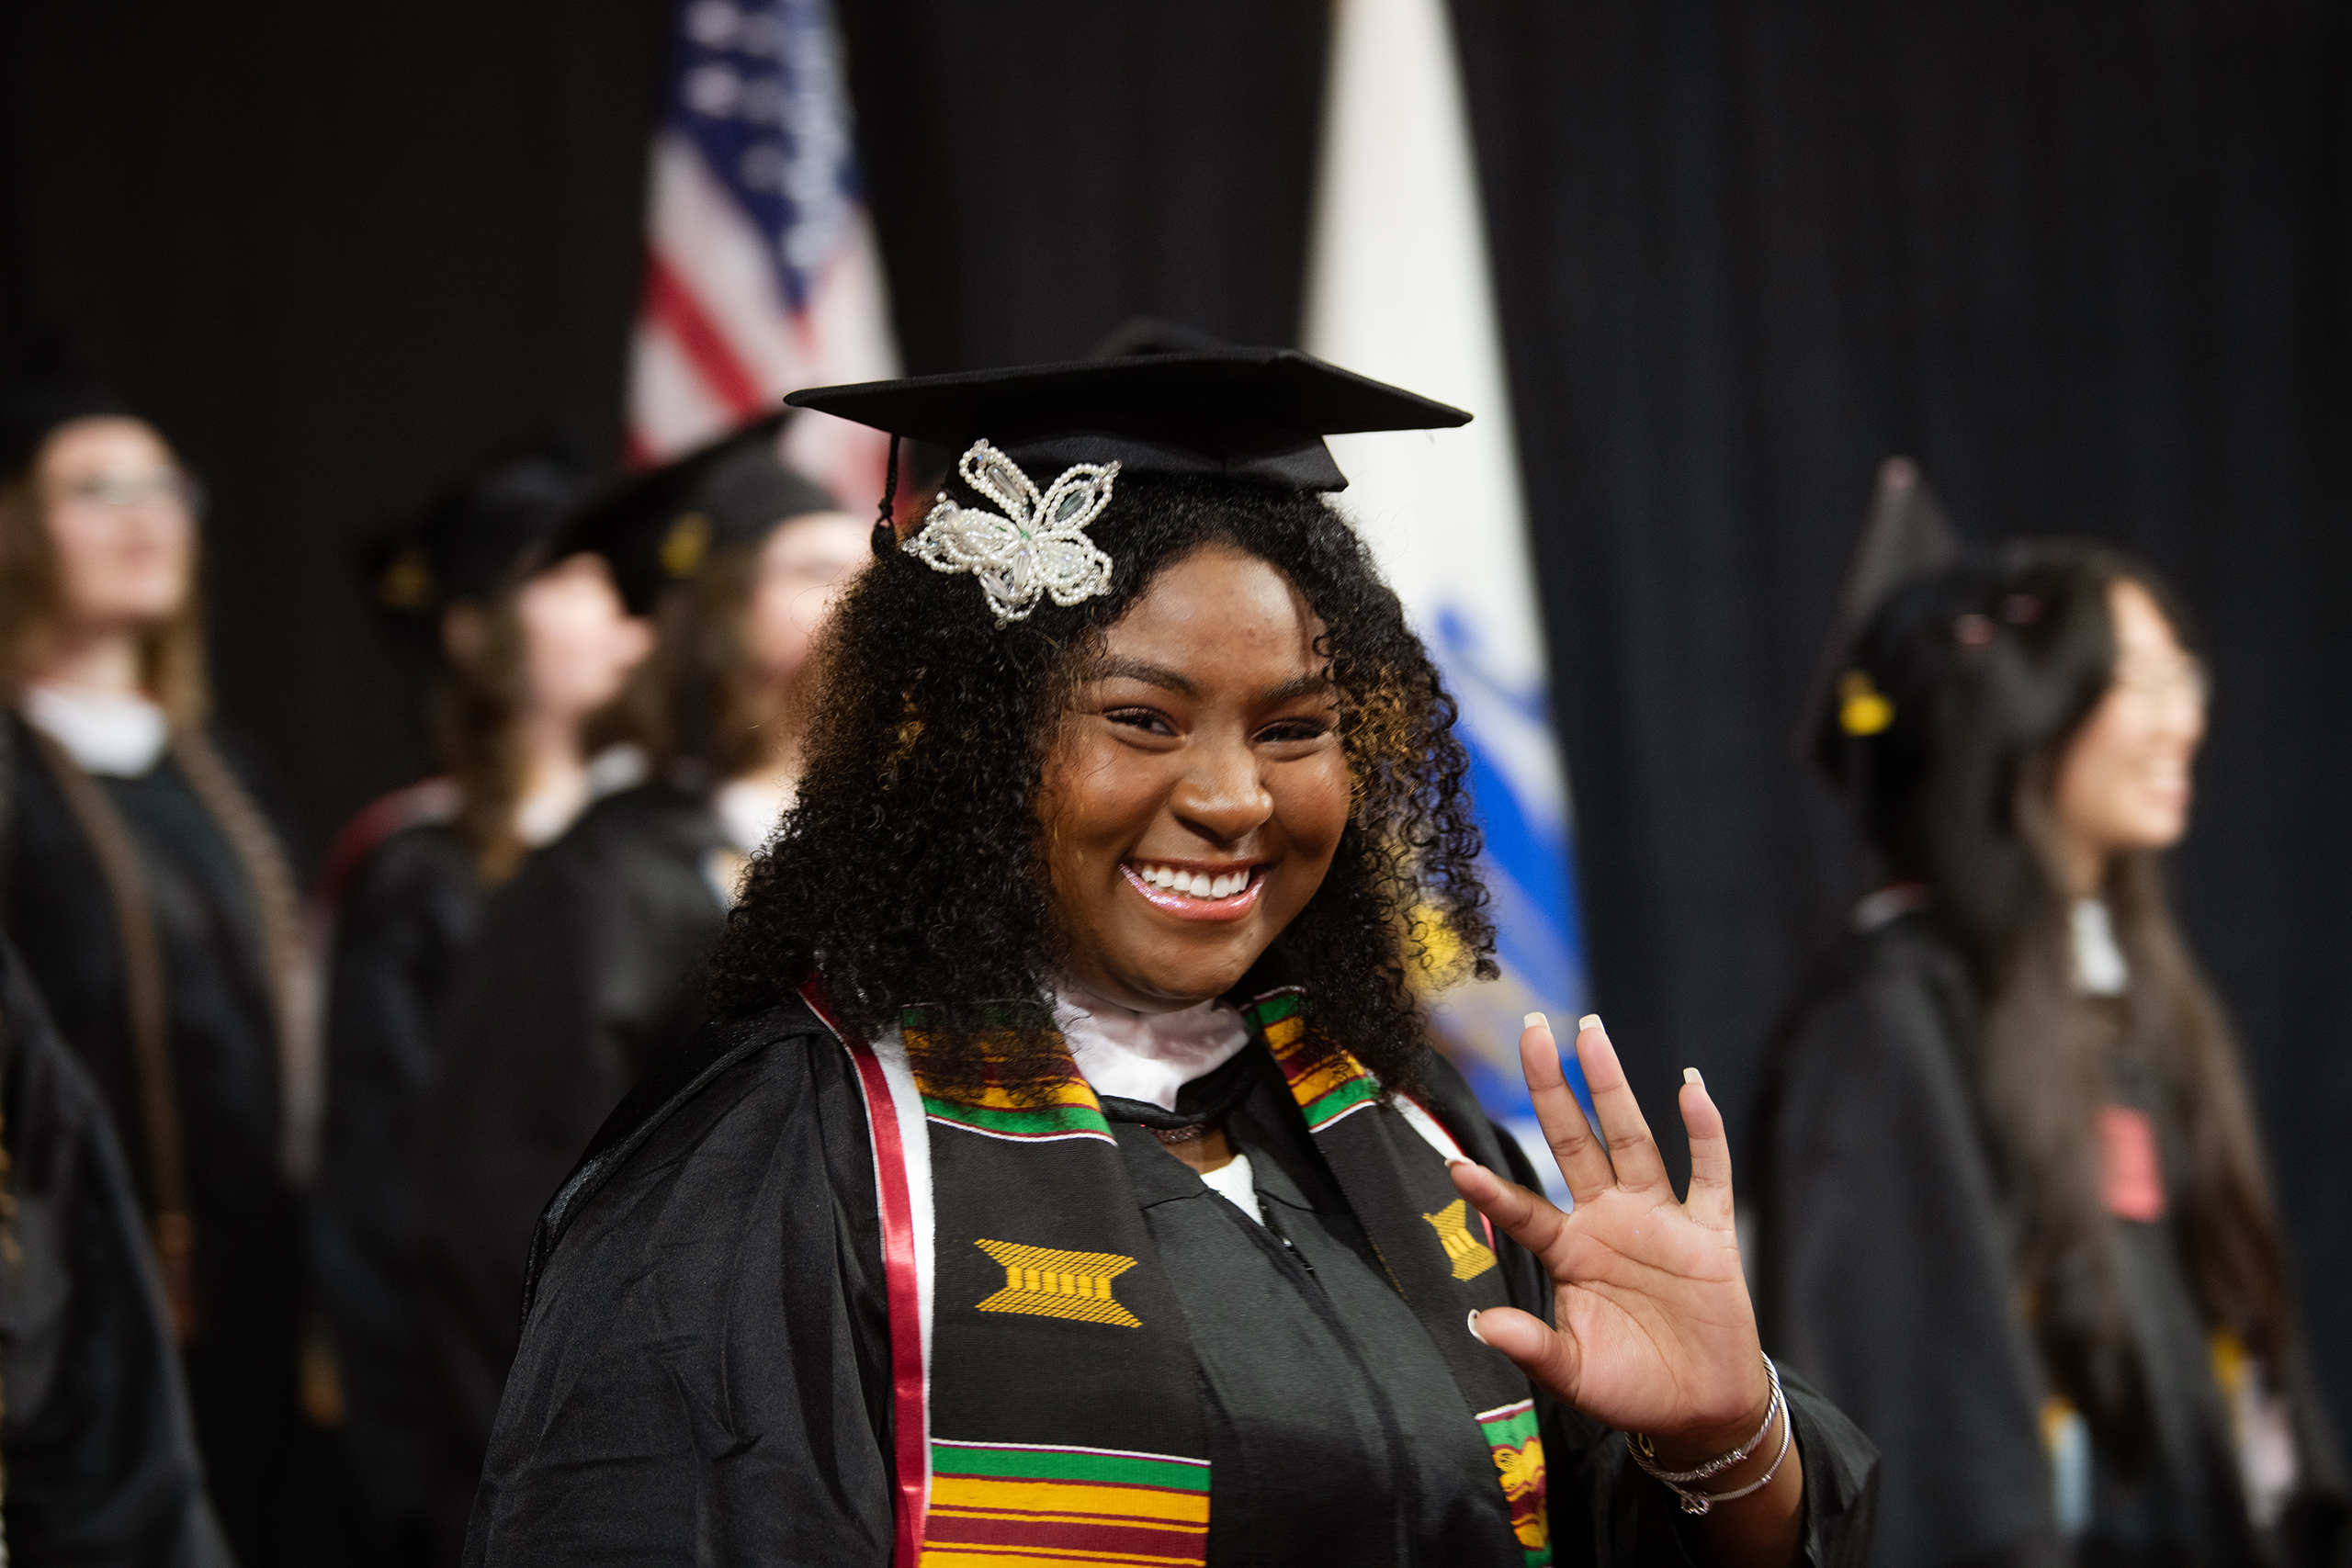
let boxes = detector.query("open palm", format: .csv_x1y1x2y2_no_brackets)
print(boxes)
1450,1016,1771,1442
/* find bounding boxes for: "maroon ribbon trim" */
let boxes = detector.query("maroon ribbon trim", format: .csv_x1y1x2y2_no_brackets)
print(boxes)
799,983,929,1562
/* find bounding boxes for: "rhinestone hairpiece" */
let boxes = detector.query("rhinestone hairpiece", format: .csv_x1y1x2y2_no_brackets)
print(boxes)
906,440,1119,626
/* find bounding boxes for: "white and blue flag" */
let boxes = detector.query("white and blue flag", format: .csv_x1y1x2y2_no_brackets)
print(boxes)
1304,0,1592,1179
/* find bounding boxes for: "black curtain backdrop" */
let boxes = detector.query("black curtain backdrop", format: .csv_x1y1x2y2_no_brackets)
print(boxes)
1453,0,2352,1429
6,0,2350,1436
836,3,1330,374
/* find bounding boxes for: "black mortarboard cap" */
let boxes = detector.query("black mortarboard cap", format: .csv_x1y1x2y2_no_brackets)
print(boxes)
1795,456,1961,770
1,333,139,479
555,412,842,615
786,346,1471,496
360,448,592,626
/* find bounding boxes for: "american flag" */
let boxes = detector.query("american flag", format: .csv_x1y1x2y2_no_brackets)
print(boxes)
626,0,897,501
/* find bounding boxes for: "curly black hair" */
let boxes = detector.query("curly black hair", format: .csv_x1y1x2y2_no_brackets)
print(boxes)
702,471,1498,1095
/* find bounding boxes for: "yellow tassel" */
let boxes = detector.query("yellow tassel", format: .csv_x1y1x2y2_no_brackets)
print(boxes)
1838,671,1894,737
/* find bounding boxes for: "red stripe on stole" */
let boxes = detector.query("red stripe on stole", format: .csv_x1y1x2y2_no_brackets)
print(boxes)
802,984,930,1560
640,251,766,414
923,1510,1207,1559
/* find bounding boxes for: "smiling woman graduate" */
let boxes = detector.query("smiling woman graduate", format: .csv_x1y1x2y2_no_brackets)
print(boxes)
463,349,1878,1568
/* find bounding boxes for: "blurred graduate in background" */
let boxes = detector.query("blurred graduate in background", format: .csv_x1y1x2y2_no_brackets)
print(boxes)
314,450,655,1568
0,357,315,1567
0,929,231,1567
1750,463,2346,1567
411,413,867,1562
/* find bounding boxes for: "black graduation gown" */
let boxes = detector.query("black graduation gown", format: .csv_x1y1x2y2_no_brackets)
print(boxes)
1749,909,2347,1568
464,998,1882,1568
315,817,483,1557
0,717,305,1568
0,933,232,1568
413,784,729,1563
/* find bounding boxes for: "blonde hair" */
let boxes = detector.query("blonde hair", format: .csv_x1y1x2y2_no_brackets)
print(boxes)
0,436,209,728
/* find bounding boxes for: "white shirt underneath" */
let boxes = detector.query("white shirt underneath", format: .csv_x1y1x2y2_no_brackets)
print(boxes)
23,682,168,776
714,776,797,855
1053,984,1250,1111
1052,983,1462,1225
2070,897,2129,997
1054,983,1261,1216
1196,1152,1264,1224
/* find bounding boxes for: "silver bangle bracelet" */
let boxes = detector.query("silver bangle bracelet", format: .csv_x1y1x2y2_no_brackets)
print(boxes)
1624,1354,1793,1515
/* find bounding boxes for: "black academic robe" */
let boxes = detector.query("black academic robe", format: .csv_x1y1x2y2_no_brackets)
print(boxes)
413,784,729,1565
464,998,1882,1568
0,933,232,1568
1749,909,2348,1568
315,816,483,1559
0,717,306,1568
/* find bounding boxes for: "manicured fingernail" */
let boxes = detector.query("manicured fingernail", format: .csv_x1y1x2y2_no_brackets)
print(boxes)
1683,1066,1703,1087
1522,1011,1548,1031
1577,1013,1603,1032
1466,1309,1488,1345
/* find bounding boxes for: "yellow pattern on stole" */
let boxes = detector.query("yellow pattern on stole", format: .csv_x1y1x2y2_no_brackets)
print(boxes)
973,1239,1144,1327
1421,1199,1499,1281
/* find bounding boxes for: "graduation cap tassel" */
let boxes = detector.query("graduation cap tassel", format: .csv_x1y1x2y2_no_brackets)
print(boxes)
872,434,901,558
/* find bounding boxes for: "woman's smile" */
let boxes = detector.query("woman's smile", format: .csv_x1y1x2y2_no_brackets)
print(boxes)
1120,858,1269,919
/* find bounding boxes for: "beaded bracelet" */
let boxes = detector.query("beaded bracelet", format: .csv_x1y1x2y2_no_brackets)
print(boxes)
1624,1354,1792,1516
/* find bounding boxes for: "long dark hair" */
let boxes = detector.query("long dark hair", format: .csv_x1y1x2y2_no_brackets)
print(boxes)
618,525,805,788
430,589,538,881
1822,540,2290,1450
702,473,1498,1097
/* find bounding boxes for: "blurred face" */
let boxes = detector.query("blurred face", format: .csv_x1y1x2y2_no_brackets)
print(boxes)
34,417,196,637
514,552,652,727
742,511,871,694
2050,578,2206,876
1038,546,1352,1012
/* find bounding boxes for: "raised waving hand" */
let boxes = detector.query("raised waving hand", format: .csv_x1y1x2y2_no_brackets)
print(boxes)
1450,1014,1804,1564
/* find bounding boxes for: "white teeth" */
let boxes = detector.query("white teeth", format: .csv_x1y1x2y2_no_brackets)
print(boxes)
1132,863,1253,898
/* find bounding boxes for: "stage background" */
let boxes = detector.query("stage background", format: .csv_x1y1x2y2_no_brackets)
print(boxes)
6,0,2349,1430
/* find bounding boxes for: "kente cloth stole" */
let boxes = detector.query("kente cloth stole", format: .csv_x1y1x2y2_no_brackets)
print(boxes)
808,982,1551,1568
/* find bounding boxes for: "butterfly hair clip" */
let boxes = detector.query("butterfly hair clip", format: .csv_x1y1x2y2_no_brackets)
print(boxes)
906,440,1120,625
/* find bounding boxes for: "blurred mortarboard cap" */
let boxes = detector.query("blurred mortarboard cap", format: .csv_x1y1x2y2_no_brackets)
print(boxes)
1,333,139,479
556,412,842,615
360,447,593,626
1796,456,1960,769
786,344,1471,496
